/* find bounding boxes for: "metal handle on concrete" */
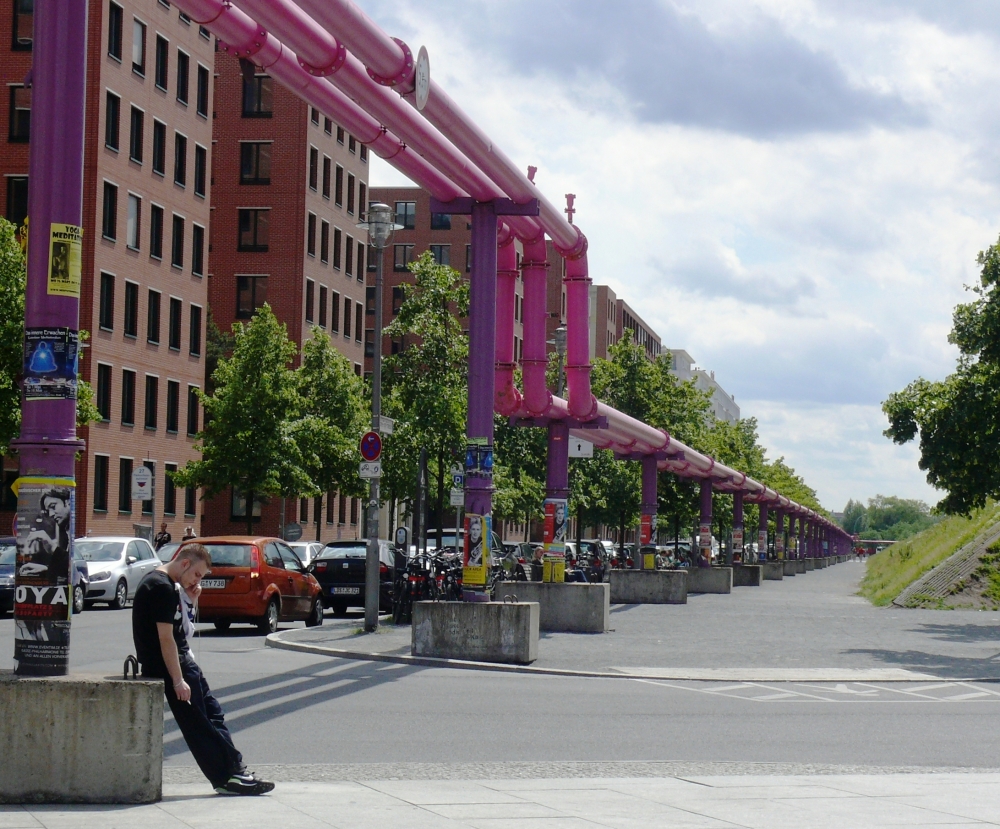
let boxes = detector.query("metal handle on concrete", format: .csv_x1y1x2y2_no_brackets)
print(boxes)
123,655,139,679
502,594,518,603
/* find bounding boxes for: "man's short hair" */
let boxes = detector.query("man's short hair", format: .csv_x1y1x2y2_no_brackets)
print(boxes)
176,543,211,568
41,487,71,508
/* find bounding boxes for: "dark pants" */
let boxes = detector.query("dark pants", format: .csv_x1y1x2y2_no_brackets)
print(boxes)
147,654,243,788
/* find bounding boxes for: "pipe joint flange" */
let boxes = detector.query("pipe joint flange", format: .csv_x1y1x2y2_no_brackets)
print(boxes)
367,38,415,89
553,226,589,261
519,258,550,271
494,361,518,372
219,24,268,59
298,43,347,77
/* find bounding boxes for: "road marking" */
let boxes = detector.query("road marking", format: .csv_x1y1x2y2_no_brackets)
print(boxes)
945,691,991,700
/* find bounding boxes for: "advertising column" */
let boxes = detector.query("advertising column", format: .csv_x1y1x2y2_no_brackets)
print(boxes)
757,503,769,563
732,492,744,564
640,455,658,570
774,509,785,560
698,479,713,567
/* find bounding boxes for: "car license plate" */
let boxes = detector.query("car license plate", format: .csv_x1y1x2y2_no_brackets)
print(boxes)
332,586,360,595
202,579,227,589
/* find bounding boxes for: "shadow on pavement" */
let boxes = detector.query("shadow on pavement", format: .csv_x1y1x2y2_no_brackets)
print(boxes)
841,647,1000,679
908,623,1000,644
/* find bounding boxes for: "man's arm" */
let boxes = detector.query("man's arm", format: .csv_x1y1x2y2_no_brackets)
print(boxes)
156,622,191,701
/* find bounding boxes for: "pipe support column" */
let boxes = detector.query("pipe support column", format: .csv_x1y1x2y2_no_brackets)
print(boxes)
698,479,713,568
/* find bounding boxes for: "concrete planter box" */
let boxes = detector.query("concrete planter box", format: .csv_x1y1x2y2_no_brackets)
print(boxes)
610,570,687,604
816,558,829,569
762,562,784,581
687,567,733,594
733,564,762,587
0,672,162,804
782,561,798,577
795,560,807,574
804,558,816,570
412,601,539,664
491,582,609,633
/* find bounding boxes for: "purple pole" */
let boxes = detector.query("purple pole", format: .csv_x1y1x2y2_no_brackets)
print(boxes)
698,479,713,567
775,509,785,560
543,420,569,581
12,0,88,675
640,455,657,569
545,423,570,501
757,503,768,564
787,514,796,560
799,517,806,560
732,492,744,564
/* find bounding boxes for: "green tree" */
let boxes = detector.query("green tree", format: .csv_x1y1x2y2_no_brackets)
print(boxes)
493,411,547,534
841,498,866,534
172,305,311,533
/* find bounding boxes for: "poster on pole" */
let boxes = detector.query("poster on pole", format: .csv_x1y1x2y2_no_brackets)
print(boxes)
47,223,82,298
22,327,78,400
462,513,489,587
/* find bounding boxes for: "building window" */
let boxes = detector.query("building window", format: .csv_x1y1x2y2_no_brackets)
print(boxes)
240,142,271,184
189,304,202,356
309,146,318,190
242,74,272,117
176,50,189,105
334,164,343,206
395,201,416,229
102,182,117,240
168,297,182,350
305,278,315,323
392,286,403,315
357,241,366,279
364,328,374,358
96,364,112,421
99,272,115,330
343,298,351,339
166,380,179,432
355,303,362,343
105,91,120,150
336,126,344,144
141,461,155,514
346,173,355,215
191,224,204,276
324,117,332,134
430,212,451,230
184,486,196,517
322,156,330,198
186,385,199,434
358,183,367,220
93,455,109,512
236,274,268,318
6,177,27,228
118,458,133,512
12,0,32,50
128,106,144,163
121,370,136,425
173,132,186,186
310,107,319,125
144,375,158,429
236,208,269,252
126,193,141,249
150,203,163,258
333,227,342,269
345,235,354,276
393,244,414,271
124,280,138,337
331,291,340,332
307,212,316,257
348,135,356,154
360,144,368,163
194,145,206,197
108,2,123,60
164,463,177,515
8,85,30,142
318,285,327,327
320,221,329,264
132,18,146,75
171,214,184,267
196,64,209,117
147,289,160,344
154,35,168,90
152,120,165,175
429,244,450,266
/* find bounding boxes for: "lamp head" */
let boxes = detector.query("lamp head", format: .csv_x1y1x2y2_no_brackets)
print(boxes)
358,202,399,250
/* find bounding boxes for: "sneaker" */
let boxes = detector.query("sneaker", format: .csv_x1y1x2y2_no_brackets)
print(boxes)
214,771,275,796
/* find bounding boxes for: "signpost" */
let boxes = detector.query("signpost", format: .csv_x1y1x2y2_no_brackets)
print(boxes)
132,465,154,543
359,461,382,479
360,431,382,462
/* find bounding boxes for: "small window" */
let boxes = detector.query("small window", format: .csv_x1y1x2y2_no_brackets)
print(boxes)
126,193,141,249
345,235,354,276
331,291,340,332
305,278,315,323
93,455,109,512
240,142,271,184
108,2,123,60
236,274,268,318
105,91,120,150
121,370,136,425
96,364,111,421
152,120,166,175
150,204,163,259
189,304,202,356
196,64,209,117
335,165,343,206
185,486,196,517
118,458,133,512
347,173,355,215
322,156,331,199
430,212,451,231
242,74,273,117
6,177,27,228
164,463,177,515
168,297,182,350
429,244,450,267
360,144,368,163
392,285,402,315
237,209,269,251
395,201,416,229
171,215,184,268
129,106,144,162
191,224,204,276
324,117,332,134
12,0,33,50
359,183,367,220
309,146,318,190
320,221,329,264
355,303,362,343
154,35,168,90
358,241,366,279
147,289,160,344
99,272,115,330
166,380,179,433
102,182,117,240
348,135,356,154
176,50,189,105
124,281,138,337
173,132,186,185
8,85,31,142
343,298,351,339
144,375,158,429
194,144,206,197
336,126,344,144
319,285,327,327
132,19,146,75
186,385,199,434
333,227,342,269
307,212,316,257
393,244,414,271
310,107,319,125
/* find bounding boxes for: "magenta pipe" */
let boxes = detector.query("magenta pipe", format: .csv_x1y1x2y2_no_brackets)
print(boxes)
520,237,552,417
564,253,597,421
494,236,521,416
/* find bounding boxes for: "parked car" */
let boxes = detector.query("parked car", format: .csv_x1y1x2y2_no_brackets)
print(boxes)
309,539,395,616
70,544,89,614
75,537,159,609
156,541,180,563
288,541,323,568
182,536,323,634
0,537,14,615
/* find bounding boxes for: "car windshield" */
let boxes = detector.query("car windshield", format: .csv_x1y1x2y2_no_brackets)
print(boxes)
317,544,367,560
580,542,603,556
157,542,180,562
0,543,15,565
76,541,125,562
196,543,253,567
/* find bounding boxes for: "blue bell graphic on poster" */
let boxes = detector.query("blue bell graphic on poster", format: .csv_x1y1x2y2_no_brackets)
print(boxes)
28,340,57,373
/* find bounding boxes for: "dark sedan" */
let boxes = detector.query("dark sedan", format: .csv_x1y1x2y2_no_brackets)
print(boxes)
309,540,394,616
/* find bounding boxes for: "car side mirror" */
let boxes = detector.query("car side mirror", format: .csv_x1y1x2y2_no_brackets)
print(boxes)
126,555,138,565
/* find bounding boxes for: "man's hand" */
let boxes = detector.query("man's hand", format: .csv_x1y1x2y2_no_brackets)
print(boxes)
173,678,191,701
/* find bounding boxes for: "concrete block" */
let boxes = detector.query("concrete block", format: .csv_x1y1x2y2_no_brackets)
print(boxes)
610,570,688,604
491,581,609,633
412,601,538,664
804,558,816,570
795,560,807,574
687,567,733,594
732,565,762,587
783,561,797,577
816,558,829,569
762,562,784,580
0,672,162,804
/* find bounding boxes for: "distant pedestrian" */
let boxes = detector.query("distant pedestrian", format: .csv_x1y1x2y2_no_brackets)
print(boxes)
182,526,196,541
153,522,172,551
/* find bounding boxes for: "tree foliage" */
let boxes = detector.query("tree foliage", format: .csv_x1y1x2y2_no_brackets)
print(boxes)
839,495,938,541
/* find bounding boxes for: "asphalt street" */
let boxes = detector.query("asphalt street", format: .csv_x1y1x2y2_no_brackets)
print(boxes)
3,559,1000,774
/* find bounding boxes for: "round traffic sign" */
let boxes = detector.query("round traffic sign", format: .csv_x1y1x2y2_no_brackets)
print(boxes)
360,431,382,462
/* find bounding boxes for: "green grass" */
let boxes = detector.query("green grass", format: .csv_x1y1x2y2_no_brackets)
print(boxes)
858,502,1000,606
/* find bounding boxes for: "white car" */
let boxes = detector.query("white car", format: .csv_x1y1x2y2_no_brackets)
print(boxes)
288,541,323,567
75,536,159,609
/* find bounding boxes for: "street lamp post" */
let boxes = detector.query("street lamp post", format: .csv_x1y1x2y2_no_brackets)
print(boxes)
358,203,399,632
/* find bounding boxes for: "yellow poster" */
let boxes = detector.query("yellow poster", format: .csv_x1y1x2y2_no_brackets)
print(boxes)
47,223,82,298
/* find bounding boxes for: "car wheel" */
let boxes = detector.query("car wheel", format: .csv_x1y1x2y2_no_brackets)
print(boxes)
111,579,128,610
214,620,231,632
72,585,85,614
257,598,279,634
305,599,324,627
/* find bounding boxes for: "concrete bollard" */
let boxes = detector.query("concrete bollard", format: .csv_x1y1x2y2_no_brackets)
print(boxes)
491,581,609,632
762,562,784,581
0,672,162,804
412,601,539,664
687,567,733,594
732,564,762,587
610,570,687,604
804,558,816,570
782,561,797,577
795,560,807,574
816,558,829,569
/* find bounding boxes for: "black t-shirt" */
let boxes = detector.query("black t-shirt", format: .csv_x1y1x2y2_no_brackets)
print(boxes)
132,569,189,677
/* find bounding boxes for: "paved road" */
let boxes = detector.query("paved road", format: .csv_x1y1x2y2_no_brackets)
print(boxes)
3,560,1000,774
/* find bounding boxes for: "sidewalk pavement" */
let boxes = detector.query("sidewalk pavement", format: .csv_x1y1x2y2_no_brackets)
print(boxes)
6,769,1000,827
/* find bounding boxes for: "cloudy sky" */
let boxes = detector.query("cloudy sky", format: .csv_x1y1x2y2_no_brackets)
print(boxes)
359,0,1000,513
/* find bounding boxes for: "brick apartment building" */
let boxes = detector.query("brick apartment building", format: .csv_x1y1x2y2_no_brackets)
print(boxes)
2,0,213,540
204,50,370,542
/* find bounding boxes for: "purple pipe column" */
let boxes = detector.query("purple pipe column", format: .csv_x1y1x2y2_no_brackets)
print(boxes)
698,479,713,568
775,509,785,560
757,503,768,564
640,455,657,569
732,492,744,564
12,0,88,675
544,420,569,581
799,517,806,560
788,514,797,560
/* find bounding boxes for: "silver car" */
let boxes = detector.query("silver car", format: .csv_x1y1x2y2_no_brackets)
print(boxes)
75,536,159,609
288,541,323,567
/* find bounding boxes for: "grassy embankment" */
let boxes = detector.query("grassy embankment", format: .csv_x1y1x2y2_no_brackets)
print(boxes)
858,502,1000,606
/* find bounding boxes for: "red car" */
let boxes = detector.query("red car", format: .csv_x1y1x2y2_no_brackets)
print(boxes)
177,536,323,634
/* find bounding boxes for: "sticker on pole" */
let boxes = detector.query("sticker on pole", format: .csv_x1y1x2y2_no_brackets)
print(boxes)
360,431,382,462
450,488,464,506
22,328,79,401
47,223,82,298
359,461,381,479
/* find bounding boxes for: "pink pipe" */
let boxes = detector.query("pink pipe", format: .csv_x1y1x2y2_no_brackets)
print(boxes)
563,252,597,421
520,237,552,417
494,237,521,416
